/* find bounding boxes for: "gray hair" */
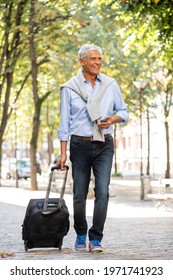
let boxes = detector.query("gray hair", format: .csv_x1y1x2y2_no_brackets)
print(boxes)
78,44,103,59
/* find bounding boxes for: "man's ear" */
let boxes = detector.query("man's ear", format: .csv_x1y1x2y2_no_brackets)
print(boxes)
79,58,84,66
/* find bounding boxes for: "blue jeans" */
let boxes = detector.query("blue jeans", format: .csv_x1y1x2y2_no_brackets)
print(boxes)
70,137,114,241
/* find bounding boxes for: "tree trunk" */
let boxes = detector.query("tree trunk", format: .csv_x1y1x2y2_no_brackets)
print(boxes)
30,144,37,190
48,131,53,165
30,104,41,190
146,107,150,175
29,0,52,190
29,0,39,190
0,73,13,185
165,121,170,178
0,1,27,183
46,103,53,165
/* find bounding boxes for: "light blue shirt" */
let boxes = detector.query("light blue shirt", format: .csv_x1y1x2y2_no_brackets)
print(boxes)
58,75,129,141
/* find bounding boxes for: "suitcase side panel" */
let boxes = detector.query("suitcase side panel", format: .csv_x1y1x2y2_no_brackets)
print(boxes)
22,198,70,249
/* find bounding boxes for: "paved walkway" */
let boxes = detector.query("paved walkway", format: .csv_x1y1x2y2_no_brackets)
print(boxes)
0,177,173,260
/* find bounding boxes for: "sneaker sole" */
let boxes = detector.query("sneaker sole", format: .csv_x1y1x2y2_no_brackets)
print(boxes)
89,247,104,253
75,247,87,251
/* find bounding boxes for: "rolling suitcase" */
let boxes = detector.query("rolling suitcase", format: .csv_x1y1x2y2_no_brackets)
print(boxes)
22,165,70,251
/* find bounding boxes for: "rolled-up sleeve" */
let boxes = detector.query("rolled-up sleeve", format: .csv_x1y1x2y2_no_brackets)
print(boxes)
113,81,129,125
58,88,71,141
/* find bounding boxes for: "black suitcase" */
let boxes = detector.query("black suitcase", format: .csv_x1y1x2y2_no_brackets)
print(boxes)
22,166,70,251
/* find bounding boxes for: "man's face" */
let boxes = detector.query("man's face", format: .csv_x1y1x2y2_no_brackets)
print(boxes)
80,50,102,76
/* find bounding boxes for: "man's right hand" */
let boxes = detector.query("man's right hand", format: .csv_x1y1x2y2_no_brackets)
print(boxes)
56,154,67,170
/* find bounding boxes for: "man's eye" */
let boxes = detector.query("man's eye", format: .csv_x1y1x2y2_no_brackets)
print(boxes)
91,58,102,61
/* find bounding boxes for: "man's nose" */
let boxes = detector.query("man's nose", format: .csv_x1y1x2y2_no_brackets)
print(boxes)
95,58,101,64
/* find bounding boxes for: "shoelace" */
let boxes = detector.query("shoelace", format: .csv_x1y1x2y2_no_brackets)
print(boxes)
76,235,86,244
91,240,101,246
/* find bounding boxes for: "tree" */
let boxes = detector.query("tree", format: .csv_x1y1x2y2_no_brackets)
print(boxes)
95,0,173,57
0,0,95,189
152,67,173,179
0,0,28,184
95,0,173,178
28,0,78,190
1,0,172,184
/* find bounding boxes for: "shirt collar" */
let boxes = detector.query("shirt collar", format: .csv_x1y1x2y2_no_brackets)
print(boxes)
82,72,102,83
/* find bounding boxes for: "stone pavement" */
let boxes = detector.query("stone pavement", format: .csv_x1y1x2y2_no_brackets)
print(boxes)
0,177,173,260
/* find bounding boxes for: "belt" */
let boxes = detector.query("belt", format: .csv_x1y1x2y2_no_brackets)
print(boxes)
71,134,112,141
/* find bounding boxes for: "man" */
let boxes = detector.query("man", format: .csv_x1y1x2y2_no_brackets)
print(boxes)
57,44,129,252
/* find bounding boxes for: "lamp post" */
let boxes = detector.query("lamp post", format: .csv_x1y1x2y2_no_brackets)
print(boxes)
11,103,19,188
133,80,148,200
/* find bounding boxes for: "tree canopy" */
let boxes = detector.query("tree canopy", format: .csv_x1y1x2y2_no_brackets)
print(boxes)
0,0,173,184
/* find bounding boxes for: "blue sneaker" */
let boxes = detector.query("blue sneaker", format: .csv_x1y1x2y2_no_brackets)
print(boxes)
89,240,104,253
75,234,87,251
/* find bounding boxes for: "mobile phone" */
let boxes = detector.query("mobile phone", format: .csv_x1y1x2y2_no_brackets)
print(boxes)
101,118,108,122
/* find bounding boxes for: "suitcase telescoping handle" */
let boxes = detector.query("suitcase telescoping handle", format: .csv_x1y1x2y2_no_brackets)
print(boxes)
43,165,69,213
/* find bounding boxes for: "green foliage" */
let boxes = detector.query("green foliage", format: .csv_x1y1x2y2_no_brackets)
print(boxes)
0,0,173,171
112,172,122,177
96,0,173,67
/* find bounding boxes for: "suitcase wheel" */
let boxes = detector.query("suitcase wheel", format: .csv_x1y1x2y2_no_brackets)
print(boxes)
24,244,28,252
24,241,32,251
55,240,62,250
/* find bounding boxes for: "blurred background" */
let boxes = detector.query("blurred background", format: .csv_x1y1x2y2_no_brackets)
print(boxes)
0,0,173,193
